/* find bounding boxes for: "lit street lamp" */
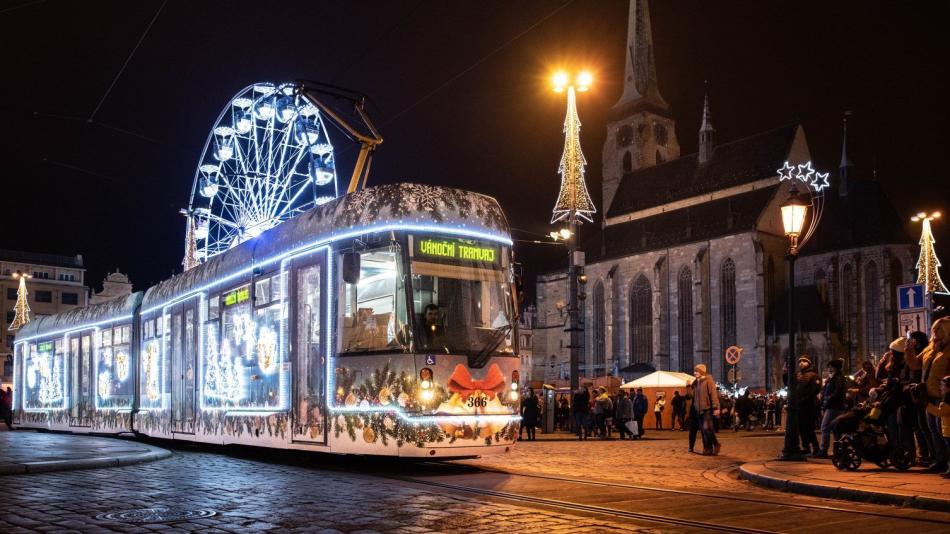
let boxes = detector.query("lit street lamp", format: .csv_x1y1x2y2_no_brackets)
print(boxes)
550,70,596,394
776,161,829,461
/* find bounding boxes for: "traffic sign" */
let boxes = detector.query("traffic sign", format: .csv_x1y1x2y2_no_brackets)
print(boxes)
725,345,743,365
898,283,926,311
899,310,929,335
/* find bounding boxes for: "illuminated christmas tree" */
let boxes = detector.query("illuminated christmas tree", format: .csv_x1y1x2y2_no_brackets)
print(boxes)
551,76,596,224
9,271,31,331
182,215,198,272
912,212,949,295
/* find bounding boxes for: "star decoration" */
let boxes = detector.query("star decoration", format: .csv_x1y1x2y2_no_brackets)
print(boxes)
811,171,830,192
777,161,795,181
796,161,815,184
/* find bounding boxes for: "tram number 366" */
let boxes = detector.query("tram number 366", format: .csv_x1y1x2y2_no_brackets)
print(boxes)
466,395,488,408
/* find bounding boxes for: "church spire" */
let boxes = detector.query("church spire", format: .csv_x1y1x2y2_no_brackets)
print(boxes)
839,110,854,197
614,0,668,110
698,82,715,164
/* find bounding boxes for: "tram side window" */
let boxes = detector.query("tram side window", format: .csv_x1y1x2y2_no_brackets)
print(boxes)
96,324,133,409
340,248,409,353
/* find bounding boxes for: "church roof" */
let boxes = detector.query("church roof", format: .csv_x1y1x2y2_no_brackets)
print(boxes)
801,179,912,253
587,186,778,261
607,124,799,218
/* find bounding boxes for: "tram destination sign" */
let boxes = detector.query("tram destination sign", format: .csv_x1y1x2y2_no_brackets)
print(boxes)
413,235,501,267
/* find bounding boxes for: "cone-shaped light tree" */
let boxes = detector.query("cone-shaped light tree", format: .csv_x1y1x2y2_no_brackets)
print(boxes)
9,271,31,331
912,211,949,295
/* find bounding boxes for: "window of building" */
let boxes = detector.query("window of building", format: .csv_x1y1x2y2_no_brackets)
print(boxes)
622,151,632,173
58,273,76,282
5,335,13,347
865,261,882,357
6,287,16,300
591,281,606,376
62,292,78,305
33,271,50,280
720,258,737,380
611,277,624,364
35,290,52,303
889,259,904,337
678,266,693,373
814,269,828,304
5,311,13,323
841,264,856,368
630,274,653,365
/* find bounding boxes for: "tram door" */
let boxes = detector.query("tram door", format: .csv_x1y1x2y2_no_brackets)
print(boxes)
292,252,326,443
69,333,92,427
170,302,197,434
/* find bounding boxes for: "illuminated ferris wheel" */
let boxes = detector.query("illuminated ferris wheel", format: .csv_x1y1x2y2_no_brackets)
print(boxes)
184,82,339,265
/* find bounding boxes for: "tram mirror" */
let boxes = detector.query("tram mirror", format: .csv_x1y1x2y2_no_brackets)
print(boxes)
342,252,361,284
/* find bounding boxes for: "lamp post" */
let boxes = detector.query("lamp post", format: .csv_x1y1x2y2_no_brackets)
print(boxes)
776,160,829,461
550,71,596,394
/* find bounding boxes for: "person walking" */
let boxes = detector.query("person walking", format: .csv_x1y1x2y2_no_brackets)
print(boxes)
594,387,612,439
816,358,846,458
632,387,648,439
686,383,701,451
765,394,776,430
616,390,634,439
671,391,686,430
571,386,590,440
796,355,821,455
520,389,540,441
915,318,950,473
693,364,721,455
905,331,933,465
653,395,665,430
735,390,753,432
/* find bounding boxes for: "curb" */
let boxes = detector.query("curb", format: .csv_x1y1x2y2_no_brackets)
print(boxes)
0,442,172,476
739,461,950,512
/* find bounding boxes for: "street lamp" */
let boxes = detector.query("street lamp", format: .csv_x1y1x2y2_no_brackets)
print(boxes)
776,161,830,461
550,70,596,395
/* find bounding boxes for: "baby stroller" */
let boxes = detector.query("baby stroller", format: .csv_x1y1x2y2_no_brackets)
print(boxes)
831,393,913,471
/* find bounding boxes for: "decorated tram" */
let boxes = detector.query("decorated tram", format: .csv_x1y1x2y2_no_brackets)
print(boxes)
12,183,521,457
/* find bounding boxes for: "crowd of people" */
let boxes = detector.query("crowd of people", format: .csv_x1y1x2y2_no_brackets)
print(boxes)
518,316,950,471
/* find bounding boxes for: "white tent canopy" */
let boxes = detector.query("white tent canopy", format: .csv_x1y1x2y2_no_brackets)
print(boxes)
620,370,694,389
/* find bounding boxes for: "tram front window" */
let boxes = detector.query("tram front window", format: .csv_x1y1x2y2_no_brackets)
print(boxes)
410,242,514,358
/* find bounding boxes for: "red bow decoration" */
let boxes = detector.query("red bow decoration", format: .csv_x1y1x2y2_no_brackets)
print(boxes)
447,364,506,399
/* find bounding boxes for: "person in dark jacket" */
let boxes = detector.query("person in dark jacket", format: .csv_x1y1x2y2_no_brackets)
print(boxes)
520,389,540,441
671,390,686,431
816,358,846,457
735,390,753,431
632,388,648,438
797,355,821,455
572,386,590,440
615,390,634,439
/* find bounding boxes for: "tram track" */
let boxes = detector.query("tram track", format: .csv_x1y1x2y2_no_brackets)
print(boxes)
382,462,950,533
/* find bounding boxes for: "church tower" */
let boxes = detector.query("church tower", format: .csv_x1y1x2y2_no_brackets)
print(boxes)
602,0,680,215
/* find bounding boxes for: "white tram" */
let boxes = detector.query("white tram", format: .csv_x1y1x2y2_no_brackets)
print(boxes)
13,183,521,457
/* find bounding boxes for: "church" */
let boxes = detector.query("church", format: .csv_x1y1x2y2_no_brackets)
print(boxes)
531,0,916,389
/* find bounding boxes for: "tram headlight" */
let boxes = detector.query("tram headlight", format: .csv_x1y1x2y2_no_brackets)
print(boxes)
509,390,519,401
421,389,434,401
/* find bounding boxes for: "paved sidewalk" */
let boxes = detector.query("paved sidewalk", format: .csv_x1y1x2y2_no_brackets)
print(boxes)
740,458,950,511
528,428,780,441
0,430,170,475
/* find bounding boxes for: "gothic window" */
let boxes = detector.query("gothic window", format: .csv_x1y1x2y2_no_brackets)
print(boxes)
630,274,653,365
815,269,828,304
622,151,632,173
677,266,693,372
842,264,856,366
720,259,737,378
766,256,775,309
865,261,882,356
611,277,624,364
889,259,903,336
592,282,606,376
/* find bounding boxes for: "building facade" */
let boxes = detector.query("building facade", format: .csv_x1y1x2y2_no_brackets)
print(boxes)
533,0,914,389
0,250,89,387
91,270,134,304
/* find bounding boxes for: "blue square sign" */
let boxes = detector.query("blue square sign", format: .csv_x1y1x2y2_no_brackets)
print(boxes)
898,283,926,311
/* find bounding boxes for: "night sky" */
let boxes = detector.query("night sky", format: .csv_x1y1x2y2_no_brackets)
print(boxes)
2,1,948,300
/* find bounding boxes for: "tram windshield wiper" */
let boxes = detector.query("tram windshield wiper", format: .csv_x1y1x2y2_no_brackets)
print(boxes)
468,324,511,369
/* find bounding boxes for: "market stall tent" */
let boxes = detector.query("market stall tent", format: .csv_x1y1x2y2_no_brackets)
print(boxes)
621,371,695,430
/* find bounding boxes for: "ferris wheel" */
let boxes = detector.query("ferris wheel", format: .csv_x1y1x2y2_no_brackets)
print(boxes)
183,82,340,265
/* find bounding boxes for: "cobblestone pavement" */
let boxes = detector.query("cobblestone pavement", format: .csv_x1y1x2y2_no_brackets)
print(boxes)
0,445,660,533
462,432,799,492
0,431,168,474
